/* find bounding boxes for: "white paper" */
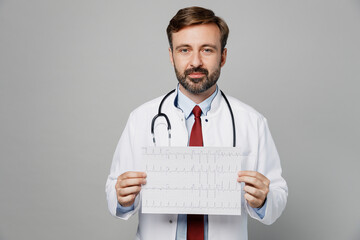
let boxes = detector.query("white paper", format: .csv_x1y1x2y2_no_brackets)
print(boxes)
142,147,253,215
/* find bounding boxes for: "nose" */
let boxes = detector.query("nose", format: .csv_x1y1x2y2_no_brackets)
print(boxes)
190,52,203,68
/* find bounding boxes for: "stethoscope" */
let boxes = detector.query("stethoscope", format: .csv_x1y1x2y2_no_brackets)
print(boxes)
151,89,236,147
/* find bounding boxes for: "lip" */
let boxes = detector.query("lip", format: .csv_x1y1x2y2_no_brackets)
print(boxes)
188,72,205,78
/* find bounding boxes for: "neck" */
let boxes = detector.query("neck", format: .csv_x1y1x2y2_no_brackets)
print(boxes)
179,85,217,104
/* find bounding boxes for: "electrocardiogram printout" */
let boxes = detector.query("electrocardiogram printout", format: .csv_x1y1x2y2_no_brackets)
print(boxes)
142,147,254,215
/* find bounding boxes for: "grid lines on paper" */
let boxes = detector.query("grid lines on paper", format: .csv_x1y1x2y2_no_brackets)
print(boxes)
142,147,243,215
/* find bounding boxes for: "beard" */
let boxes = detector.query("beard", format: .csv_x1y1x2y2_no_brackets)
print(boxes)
174,65,221,94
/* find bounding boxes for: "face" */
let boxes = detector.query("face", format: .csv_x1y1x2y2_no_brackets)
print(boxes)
169,23,227,95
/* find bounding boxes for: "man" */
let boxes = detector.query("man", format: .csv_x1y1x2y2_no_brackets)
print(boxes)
106,6,288,240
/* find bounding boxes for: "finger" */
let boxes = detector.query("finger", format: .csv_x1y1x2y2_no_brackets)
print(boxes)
119,178,147,188
118,185,142,197
244,193,263,208
238,171,269,185
238,171,268,182
237,176,265,189
119,171,147,180
243,185,266,199
118,194,136,207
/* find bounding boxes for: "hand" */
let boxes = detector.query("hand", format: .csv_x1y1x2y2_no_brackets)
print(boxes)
115,171,147,207
237,171,270,208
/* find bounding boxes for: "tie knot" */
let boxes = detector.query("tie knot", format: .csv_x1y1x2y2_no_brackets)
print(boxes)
192,105,202,118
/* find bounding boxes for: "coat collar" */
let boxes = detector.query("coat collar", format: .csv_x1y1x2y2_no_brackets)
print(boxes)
169,84,223,117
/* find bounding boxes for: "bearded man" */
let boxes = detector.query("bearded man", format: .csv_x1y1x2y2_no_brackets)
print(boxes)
106,6,288,240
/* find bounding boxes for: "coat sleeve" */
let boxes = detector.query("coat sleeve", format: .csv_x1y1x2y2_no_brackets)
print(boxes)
246,116,288,225
105,112,141,220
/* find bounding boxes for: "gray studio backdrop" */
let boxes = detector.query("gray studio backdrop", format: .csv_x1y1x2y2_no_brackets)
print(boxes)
1,0,359,239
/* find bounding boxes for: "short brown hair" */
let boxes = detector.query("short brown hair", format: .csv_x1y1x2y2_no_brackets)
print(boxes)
166,6,229,52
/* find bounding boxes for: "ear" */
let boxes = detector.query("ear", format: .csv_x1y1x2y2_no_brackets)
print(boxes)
169,47,174,66
220,48,227,67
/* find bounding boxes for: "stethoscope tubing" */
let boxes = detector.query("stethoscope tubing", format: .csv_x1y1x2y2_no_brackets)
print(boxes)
151,89,236,147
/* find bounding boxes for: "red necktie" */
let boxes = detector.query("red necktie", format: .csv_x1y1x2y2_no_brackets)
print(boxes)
189,105,203,146
187,105,204,240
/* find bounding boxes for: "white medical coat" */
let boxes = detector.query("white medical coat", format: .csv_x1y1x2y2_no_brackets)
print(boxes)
106,88,288,240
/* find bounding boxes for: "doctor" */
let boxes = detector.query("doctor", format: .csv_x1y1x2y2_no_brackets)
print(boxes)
106,6,288,240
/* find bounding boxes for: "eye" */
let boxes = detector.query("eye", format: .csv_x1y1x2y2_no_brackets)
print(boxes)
178,48,190,54
202,48,214,54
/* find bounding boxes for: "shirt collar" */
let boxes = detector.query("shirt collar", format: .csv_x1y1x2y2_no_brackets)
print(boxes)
174,84,218,119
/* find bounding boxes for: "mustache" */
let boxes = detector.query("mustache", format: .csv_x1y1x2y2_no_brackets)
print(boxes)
184,67,208,76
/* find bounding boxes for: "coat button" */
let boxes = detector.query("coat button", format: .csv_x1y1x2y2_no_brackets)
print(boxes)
169,220,173,223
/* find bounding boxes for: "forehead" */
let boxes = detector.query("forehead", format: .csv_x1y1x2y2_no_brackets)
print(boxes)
171,23,221,48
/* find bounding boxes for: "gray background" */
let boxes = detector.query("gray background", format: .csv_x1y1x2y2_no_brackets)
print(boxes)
1,0,359,239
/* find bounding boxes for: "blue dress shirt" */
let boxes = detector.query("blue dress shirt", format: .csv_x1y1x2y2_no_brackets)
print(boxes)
117,85,267,239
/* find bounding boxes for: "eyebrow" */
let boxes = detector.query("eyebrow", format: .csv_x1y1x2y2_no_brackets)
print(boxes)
202,44,218,50
175,44,191,50
175,44,218,51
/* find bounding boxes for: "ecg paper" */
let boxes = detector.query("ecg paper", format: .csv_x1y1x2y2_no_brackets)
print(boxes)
142,147,252,215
